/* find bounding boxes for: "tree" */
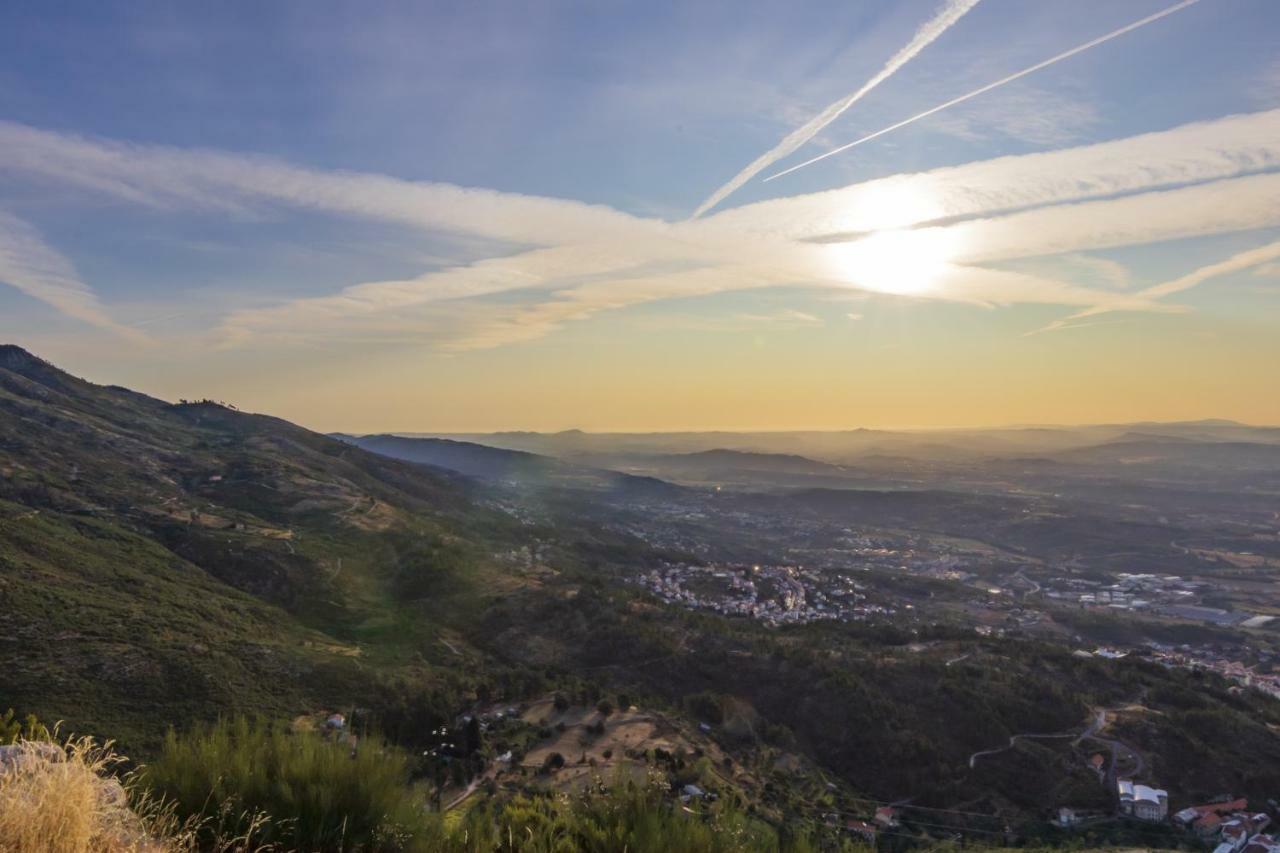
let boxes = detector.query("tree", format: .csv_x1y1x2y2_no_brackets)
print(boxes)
464,716,482,755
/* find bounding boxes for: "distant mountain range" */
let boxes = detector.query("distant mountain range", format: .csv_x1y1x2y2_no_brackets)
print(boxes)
421,419,1280,466
334,433,682,498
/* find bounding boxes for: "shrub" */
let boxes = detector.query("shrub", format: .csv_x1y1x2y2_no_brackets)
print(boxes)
140,716,429,851
0,709,46,744
441,770,785,853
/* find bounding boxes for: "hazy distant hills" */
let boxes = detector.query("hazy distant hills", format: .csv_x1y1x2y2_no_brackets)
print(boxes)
409,420,1280,498
426,419,1280,469
335,433,682,498
1048,435,1280,470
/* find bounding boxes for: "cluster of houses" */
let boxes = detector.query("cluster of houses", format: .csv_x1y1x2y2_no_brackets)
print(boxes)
635,562,897,626
1147,643,1280,701
1042,572,1207,613
1173,800,1276,852
1111,779,1278,851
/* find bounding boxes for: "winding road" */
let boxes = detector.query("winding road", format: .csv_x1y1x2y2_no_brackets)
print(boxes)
968,730,1077,768
968,702,1145,779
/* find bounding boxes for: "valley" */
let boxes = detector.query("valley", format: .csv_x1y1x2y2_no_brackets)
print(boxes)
3,345,1280,849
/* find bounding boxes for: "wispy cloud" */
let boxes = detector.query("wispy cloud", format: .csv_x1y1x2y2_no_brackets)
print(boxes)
0,121,660,249
0,210,145,342
925,84,1099,146
1141,239,1280,300
689,0,981,218
765,0,1204,182
709,108,1280,241
1032,238,1280,334
2,107,1278,352
631,308,825,334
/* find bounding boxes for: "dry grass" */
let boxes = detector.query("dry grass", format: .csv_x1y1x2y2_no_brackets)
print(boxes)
0,735,275,853
0,735,155,853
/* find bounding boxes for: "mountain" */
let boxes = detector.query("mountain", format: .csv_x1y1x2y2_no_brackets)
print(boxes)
0,346,525,747
6,345,1280,830
336,434,559,481
426,422,1280,467
1050,436,1280,472
337,433,681,498
637,449,844,476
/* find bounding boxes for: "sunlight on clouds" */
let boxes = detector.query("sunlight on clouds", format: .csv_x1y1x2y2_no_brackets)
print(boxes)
833,183,947,234
1,110,1280,352
825,227,961,296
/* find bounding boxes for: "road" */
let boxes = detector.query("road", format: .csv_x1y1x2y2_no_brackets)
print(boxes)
969,702,1145,778
968,731,1077,768
1076,708,1144,785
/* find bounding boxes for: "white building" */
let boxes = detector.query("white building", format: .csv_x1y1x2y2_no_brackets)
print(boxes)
1118,778,1168,821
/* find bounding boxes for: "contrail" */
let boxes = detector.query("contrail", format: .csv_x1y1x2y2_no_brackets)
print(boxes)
1028,238,1280,335
690,0,982,219
765,0,1203,183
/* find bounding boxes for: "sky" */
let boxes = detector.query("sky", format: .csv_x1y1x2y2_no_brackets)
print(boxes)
1,0,1279,432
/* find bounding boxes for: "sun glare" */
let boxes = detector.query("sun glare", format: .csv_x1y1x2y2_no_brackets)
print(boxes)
825,226,961,296
833,183,947,233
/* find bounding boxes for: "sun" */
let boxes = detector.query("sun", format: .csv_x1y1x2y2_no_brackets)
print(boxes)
824,226,961,296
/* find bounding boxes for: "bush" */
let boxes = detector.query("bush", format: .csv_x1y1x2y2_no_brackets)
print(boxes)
0,709,46,744
442,771,786,853
140,716,430,851
597,699,614,717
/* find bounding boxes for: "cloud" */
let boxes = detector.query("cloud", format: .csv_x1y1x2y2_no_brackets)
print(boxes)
689,0,981,218
1031,238,1280,334
1140,239,1280,299
705,108,1280,241
2,108,1278,352
0,121,661,249
933,173,1280,264
0,210,145,341
765,0,1204,181
631,308,825,334
925,84,1100,146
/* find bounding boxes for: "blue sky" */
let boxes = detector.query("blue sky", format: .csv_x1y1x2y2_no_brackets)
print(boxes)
1,0,1278,430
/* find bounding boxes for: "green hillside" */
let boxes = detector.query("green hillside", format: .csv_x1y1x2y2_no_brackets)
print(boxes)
0,345,527,748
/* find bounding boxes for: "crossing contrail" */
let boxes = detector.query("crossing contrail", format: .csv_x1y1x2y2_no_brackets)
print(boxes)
1028,238,1280,336
690,0,982,219
764,0,1203,183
